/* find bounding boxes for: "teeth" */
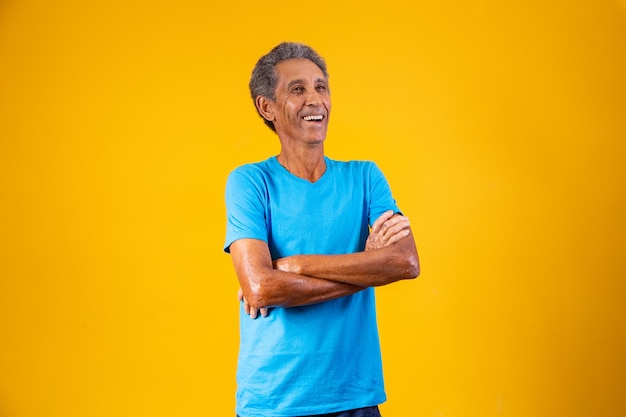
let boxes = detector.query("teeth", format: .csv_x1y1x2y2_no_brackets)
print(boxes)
303,115,324,121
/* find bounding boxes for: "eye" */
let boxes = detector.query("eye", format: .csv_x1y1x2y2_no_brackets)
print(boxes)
291,86,304,94
316,84,327,92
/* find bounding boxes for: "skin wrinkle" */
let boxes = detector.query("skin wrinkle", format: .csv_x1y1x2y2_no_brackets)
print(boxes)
231,47,419,319
249,42,329,132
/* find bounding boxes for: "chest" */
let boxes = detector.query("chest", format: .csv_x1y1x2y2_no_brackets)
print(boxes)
264,175,369,256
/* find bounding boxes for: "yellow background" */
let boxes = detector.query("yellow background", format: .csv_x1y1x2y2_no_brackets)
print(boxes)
1,1,625,416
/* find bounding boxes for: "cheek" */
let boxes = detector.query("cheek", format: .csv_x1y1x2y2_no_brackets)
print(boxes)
283,102,300,118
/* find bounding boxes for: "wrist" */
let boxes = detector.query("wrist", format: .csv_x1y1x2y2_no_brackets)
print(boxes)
275,255,303,275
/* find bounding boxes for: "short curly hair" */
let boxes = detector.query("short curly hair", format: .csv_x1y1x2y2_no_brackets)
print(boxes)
249,42,329,132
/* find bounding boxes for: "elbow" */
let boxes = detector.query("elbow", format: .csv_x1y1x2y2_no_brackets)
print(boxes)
408,257,420,279
384,246,420,282
403,252,420,280
244,284,266,309
242,272,273,308
385,250,420,281
393,235,420,280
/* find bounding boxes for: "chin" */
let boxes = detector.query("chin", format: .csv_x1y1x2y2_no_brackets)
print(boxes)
308,134,327,144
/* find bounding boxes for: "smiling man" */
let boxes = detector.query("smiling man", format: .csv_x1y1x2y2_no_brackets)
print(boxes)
224,42,420,417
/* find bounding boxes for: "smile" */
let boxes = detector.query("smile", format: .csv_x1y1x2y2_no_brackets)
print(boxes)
302,115,324,121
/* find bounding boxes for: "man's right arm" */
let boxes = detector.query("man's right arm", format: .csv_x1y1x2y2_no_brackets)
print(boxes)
230,238,366,317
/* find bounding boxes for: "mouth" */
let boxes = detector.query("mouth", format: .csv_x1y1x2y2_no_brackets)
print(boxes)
302,114,325,122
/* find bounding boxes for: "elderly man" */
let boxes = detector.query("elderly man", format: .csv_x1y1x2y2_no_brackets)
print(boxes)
224,42,419,417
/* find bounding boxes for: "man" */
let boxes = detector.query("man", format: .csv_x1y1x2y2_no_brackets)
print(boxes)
224,42,419,417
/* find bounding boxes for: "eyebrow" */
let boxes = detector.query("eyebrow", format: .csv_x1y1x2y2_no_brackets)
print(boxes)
287,78,328,88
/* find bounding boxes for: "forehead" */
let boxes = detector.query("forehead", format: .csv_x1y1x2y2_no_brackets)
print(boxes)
275,58,327,84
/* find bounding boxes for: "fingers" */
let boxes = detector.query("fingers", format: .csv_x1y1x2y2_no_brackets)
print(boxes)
385,228,410,245
239,292,269,320
249,304,258,319
367,211,411,250
242,295,251,315
371,210,395,234
248,305,269,319
378,214,410,241
382,216,410,242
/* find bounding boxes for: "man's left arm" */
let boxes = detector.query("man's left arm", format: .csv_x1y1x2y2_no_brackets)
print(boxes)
274,210,420,287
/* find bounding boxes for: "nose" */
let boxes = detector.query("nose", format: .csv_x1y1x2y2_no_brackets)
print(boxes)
305,88,323,106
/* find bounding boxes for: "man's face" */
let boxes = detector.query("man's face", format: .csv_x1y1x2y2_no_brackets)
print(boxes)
269,58,331,146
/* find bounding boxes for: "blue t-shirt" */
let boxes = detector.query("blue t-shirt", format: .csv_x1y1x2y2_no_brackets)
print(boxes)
224,156,400,417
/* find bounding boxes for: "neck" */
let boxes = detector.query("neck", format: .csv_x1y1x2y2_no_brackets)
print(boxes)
277,147,326,182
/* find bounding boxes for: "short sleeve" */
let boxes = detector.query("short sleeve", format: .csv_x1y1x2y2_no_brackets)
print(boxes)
224,168,269,253
367,162,401,227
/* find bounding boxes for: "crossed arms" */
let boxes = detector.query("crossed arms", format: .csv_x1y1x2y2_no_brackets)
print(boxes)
229,210,420,319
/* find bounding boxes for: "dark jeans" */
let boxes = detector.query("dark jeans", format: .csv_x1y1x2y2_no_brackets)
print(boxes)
237,405,382,417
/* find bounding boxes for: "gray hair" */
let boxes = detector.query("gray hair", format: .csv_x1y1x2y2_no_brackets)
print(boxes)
249,42,329,132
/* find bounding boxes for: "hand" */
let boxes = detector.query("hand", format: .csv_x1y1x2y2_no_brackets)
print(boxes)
273,256,299,274
237,288,269,319
365,210,411,251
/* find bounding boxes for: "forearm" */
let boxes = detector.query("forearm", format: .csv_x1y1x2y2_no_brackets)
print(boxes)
230,238,364,310
246,268,365,309
275,233,419,287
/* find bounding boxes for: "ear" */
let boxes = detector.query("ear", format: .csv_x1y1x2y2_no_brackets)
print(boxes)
255,96,275,122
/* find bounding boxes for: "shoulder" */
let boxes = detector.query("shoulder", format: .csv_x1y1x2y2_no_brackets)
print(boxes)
225,159,279,204
327,158,383,177
227,157,276,183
